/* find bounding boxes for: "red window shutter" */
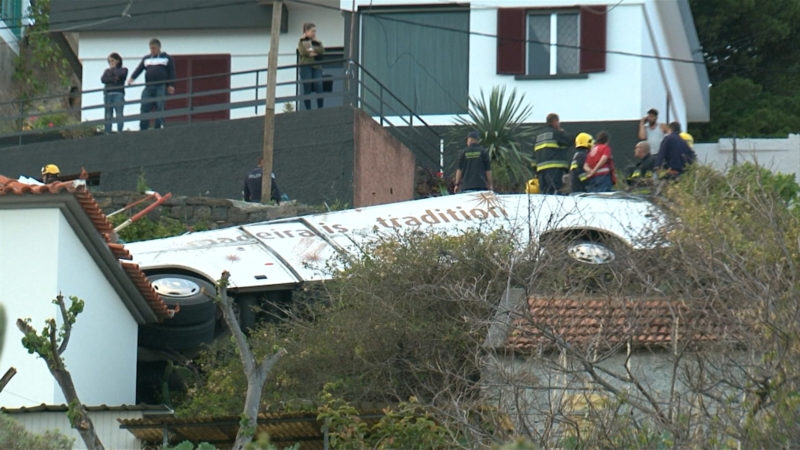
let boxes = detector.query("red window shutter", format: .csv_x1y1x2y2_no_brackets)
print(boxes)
497,8,526,75
579,5,607,73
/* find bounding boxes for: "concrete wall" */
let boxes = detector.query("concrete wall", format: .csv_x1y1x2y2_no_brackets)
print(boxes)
0,106,419,207
9,409,145,449
76,2,345,127
353,108,415,207
0,107,357,205
694,134,800,178
93,191,322,228
0,208,137,408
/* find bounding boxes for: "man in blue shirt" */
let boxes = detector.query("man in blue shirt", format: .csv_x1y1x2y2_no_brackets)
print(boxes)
655,122,696,177
128,38,176,130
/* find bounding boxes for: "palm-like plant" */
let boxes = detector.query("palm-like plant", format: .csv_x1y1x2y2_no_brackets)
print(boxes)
454,86,536,192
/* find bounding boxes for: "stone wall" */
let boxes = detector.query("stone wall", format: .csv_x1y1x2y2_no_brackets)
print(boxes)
93,191,321,229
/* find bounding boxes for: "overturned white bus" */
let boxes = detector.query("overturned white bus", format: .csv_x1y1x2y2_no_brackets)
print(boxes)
127,191,664,351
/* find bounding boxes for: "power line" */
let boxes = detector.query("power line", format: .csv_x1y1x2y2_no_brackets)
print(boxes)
287,0,706,67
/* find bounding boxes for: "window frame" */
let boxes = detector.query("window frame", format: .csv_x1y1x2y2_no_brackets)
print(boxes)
524,8,584,79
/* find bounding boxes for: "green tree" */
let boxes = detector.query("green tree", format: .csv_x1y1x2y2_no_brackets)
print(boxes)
454,86,536,192
0,413,73,449
17,295,104,450
689,0,800,139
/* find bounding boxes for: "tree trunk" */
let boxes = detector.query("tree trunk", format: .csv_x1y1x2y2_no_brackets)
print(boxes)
51,362,104,450
232,371,268,450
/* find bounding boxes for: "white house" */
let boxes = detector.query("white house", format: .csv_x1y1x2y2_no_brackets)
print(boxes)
53,0,708,131
0,175,172,410
51,0,345,128
339,0,709,127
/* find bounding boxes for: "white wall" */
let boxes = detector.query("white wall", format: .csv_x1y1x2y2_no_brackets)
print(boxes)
695,134,800,178
343,0,701,127
78,5,344,128
0,207,138,408
55,212,138,407
468,2,645,125
0,209,61,408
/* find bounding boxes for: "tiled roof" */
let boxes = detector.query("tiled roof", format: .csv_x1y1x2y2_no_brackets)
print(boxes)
0,175,172,321
508,297,727,352
118,411,383,450
1,403,172,413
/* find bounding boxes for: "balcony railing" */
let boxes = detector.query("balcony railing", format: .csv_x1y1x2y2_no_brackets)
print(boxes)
0,59,445,172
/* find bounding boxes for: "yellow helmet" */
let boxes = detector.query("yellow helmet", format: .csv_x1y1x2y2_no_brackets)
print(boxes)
575,132,594,149
41,164,60,176
679,132,694,149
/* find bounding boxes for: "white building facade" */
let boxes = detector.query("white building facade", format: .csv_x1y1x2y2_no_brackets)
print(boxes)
0,180,169,409
339,0,709,126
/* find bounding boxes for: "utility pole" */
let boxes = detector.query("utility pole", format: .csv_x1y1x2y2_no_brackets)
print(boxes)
261,0,283,203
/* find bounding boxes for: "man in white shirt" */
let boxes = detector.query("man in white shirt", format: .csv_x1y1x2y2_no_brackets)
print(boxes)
638,108,667,152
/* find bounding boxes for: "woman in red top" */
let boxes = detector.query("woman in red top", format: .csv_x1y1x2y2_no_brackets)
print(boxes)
583,131,614,192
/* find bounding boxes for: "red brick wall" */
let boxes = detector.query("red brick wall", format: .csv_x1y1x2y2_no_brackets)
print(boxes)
352,109,415,207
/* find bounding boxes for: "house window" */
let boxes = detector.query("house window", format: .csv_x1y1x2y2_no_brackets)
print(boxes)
527,11,580,76
497,6,607,77
360,8,469,115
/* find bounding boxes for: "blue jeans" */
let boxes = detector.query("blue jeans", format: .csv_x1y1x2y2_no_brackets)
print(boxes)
140,84,166,129
588,173,613,192
104,91,125,133
299,66,323,110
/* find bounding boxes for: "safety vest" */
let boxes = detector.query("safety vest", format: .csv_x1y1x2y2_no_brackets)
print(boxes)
534,127,570,171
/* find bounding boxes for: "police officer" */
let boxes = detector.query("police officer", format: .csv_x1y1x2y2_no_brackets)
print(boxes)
569,132,593,193
534,113,571,194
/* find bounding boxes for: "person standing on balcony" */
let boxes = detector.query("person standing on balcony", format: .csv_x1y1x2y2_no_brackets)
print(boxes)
297,23,325,110
101,52,128,134
128,38,176,130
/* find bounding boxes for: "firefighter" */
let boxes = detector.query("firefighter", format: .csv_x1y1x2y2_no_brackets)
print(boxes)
569,132,593,193
41,164,60,184
534,113,571,194
679,132,694,149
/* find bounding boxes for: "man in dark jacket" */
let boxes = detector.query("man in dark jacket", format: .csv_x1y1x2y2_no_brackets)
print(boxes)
454,131,493,193
244,158,283,204
625,141,656,187
128,38,176,130
534,113,572,194
655,122,696,177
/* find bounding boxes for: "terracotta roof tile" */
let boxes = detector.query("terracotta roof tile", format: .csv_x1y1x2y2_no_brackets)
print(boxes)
507,297,730,353
0,175,171,321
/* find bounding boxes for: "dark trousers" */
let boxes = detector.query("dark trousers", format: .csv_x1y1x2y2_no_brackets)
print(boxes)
140,84,166,130
538,169,566,194
104,91,124,133
299,66,323,110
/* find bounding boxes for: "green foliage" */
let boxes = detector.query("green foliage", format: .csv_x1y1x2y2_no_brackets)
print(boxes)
13,0,70,99
454,86,536,192
109,214,190,243
0,413,73,450
136,168,150,194
688,0,800,139
20,296,84,362
318,387,449,449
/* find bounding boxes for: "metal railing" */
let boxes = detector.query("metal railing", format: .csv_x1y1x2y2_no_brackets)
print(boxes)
0,59,445,172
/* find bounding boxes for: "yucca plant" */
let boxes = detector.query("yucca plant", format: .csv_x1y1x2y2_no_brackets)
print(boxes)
453,86,536,192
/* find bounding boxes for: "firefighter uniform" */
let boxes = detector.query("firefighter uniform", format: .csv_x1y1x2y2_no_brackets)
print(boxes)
569,132,593,193
534,126,572,194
